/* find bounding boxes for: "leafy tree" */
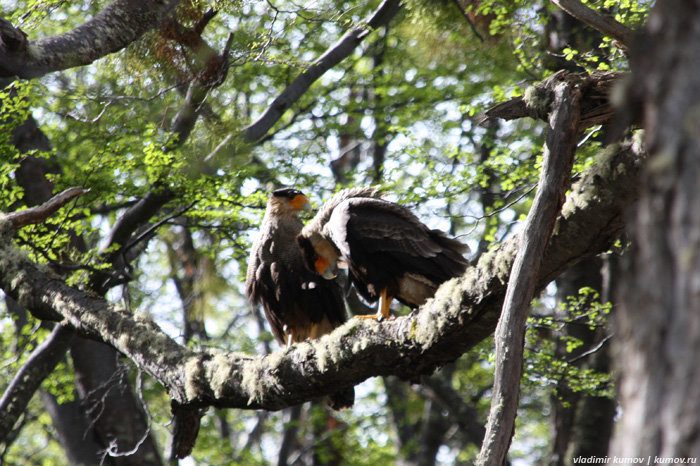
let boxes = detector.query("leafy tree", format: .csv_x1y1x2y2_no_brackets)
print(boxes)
2,0,697,465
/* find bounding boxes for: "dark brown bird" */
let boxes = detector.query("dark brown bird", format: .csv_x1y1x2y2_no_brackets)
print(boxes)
297,188,469,320
246,188,353,409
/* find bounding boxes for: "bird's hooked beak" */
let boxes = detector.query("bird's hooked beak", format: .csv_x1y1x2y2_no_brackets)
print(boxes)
290,193,312,211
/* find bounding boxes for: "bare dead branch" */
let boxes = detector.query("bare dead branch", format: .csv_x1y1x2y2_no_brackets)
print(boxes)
6,187,89,230
480,71,625,129
477,80,582,465
551,0,636,51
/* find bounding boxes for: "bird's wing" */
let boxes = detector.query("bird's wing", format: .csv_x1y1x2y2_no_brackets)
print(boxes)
326,198,449,257
325,197,468,283
304,186,382,234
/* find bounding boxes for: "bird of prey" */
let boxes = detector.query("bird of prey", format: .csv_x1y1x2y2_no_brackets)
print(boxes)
296,188,469,320
246,188,353,409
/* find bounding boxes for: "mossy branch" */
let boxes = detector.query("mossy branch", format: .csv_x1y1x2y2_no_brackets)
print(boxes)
0,138,642,414
480,70,624,129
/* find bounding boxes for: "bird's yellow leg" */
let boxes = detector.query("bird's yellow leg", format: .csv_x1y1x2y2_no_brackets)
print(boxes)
355,289,393,321
378,289,392,320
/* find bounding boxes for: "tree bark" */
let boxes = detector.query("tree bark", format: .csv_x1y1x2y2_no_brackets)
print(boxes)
612,0,700,460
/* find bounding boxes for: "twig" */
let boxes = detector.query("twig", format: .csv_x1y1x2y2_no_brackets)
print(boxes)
104,371,153,458
451,0,484,42
567,333,613,364
123,201,197,255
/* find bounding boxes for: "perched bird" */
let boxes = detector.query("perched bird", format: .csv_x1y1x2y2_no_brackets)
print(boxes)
246,188,353,409
297,188,469,320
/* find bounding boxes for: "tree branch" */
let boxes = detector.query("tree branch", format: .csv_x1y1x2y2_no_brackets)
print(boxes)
0,136,642,414
6,187,89,230
0,0,182,79
480,70,624,129
242,0,401,142
550,0,636,51
477,80,581,466
0,324,75,443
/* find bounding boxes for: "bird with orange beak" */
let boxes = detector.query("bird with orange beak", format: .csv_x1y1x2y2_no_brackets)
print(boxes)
246,188,353,409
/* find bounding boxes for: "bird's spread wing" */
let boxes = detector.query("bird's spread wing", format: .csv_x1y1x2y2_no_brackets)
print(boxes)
326,197,468,285
328,198,460,255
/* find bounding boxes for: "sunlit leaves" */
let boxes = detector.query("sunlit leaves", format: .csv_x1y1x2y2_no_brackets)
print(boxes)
524,288,614,399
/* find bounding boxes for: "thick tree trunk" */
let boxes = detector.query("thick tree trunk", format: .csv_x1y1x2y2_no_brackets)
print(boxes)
612,0,700,460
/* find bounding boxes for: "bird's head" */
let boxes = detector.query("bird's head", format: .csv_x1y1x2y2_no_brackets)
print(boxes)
269,188,312,214
297,232,339,280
